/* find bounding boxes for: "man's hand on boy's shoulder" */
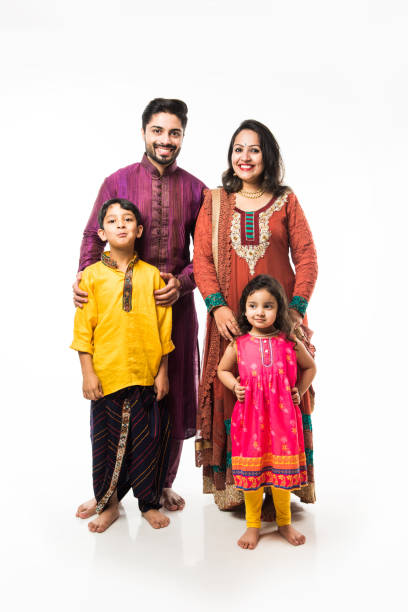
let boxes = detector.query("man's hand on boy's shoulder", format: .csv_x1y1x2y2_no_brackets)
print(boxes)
73,271,88,308
154,272,181,306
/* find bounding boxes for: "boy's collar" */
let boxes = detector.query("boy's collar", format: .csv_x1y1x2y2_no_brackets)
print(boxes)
101,251,139,270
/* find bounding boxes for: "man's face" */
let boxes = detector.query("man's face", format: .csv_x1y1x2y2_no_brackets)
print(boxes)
142,112,184,166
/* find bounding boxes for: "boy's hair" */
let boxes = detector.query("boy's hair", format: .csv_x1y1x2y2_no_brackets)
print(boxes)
142,98,188,131
237,274,293,340
98,198,142,229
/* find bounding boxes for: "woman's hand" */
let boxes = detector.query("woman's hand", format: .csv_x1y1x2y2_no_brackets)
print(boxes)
73,271,88,308
213,306,240,341
289,308,303,329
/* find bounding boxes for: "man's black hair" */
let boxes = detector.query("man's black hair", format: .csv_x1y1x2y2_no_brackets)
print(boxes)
142,98,188,130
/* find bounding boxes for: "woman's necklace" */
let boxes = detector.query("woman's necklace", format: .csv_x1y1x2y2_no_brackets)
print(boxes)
238,187,264,199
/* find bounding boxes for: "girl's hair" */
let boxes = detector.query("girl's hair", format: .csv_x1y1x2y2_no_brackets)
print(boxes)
222,119,288,196
238,274,293,341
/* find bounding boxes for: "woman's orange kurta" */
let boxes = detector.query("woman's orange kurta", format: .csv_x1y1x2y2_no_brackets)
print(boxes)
193,188,318,509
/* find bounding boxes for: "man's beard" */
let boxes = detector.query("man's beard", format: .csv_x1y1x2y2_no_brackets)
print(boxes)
145,143,180,166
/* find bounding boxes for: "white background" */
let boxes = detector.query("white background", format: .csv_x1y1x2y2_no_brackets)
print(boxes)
1,1,407,610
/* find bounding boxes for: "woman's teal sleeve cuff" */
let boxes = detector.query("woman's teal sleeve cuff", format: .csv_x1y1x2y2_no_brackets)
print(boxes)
205,292,227,313
289,295,308,317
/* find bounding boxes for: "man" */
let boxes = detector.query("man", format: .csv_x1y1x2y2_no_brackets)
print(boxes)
74,98,206,517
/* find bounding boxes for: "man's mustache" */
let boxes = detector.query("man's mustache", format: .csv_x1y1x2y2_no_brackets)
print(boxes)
154,144,176,151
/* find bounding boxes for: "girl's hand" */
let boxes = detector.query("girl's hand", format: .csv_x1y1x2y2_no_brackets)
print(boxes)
154,371,169,401
233,381,246,403
289,308,303,329
291,386,300,405
213,306,240,341
83,372,104,401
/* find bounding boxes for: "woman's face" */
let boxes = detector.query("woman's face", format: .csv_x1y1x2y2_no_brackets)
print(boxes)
231,129,264,185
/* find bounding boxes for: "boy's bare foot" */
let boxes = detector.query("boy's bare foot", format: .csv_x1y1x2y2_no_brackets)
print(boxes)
238,527,260,550
88,503,119,533
160,488,185,511
142,509,170,529
278,524,306,546
76,498,97,519
261,493,276,522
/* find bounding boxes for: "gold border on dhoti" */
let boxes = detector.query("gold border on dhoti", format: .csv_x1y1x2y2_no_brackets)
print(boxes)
96,398,131,514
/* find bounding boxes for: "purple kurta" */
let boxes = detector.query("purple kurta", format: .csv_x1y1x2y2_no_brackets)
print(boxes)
79,154,207,440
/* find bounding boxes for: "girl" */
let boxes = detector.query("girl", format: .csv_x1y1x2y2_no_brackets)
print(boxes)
217,275,316,549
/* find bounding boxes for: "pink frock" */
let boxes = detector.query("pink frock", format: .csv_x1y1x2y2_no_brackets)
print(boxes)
231,333,308,491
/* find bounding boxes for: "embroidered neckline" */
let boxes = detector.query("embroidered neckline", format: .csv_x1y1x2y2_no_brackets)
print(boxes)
101,251,139,312
248,331,280,338
233,197,276,215
230,191,290,275
101,251,139,269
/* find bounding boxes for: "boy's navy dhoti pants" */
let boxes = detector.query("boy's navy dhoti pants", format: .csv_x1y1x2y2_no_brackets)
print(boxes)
90,385,171,514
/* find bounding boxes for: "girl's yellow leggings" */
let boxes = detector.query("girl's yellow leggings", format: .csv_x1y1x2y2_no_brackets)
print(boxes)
244,486,291,528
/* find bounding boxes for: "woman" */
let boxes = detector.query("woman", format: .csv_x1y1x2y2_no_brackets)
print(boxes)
194,120,318,511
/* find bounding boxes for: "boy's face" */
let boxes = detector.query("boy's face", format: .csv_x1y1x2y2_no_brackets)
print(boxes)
98,204,143,249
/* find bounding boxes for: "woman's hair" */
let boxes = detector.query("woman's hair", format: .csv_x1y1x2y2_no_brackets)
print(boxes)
98,198,142,228
142,98,188,130
222,119,288,196
237,274,293,341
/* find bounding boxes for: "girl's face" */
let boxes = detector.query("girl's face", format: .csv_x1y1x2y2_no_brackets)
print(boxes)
245,288,278,332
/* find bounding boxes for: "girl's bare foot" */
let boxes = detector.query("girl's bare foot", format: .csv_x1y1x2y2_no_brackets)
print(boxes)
76,498,97,519
142,509,170,529
88,503,119,533
238,527,260,550
278,524,306,546
160,488,185,511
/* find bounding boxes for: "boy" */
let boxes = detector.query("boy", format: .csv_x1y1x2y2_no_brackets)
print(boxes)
71,198,174,533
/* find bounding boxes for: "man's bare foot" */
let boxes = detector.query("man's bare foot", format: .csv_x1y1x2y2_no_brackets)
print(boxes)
76,498,97,519
261,493,276,522
160,488,185,511
88,503,119,533
238,527,260,550
278,524,306,546
142,509,170,529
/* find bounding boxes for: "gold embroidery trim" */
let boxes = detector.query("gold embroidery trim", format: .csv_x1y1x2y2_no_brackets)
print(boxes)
230,192,289,275
96,398,131,514
211,188,222,278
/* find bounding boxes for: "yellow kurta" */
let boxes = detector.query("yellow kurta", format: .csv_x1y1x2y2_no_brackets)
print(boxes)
71,253,175,396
